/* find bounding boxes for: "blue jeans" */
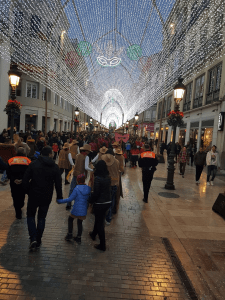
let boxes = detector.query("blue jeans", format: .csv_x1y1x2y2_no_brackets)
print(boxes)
27,202,49,243
106,185,117,223
1,170,7,182
207,165,217,182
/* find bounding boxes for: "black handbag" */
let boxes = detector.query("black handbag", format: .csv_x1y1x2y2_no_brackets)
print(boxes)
212,193,225,219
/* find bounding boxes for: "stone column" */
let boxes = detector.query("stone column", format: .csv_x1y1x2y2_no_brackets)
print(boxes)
167,126,172,143
212,114,219,147
175,126,180,143
20,108,26,132
196,119,202,151
185,120,191,145
37,108,43,131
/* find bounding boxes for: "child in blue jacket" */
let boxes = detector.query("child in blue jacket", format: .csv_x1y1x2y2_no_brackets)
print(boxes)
57,173,91,244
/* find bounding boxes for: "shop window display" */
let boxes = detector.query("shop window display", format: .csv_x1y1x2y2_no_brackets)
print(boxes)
201,128,213,151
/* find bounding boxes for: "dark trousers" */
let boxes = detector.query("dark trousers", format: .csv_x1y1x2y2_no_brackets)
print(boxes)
60,168,69,183
180,163,186,175
53,152,57,160
68,216,83,236
92,203,111,248
196,165,204,181
27,201,49,243
142,171,153,201
10,184,25,217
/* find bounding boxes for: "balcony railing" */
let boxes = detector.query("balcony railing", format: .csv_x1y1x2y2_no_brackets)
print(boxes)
183,101,191,112
206,90,220,105
193,96,203,109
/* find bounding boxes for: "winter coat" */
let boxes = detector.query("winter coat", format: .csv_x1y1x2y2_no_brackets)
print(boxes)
194,151,206,166
90,175,111,205
57,184,91,216
178,150,189,164
22,156,63,205
138,151,158,174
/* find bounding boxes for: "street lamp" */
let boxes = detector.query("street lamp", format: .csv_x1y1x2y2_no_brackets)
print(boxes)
135,112,139,121
126,120,129,133
165,78,186,190
8,65,22,140
90,117,93,123
74,107,79,133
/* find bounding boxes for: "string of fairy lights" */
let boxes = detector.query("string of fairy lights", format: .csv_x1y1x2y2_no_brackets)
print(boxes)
0,0,224,127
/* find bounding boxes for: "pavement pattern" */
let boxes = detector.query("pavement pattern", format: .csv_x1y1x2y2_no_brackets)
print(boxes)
0,157,225,299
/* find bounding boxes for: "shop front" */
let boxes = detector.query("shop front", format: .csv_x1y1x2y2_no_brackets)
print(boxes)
189,122,199,148
25,114,37,131
201,120,214,151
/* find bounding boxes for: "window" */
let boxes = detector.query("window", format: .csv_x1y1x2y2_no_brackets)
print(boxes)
14,11,23,36
26,82,38,98
166,96,172,115
46,22,52,39
183,82,193,111
195,75,204,99
30,15,41,37
200,23,208,46
59,96,62,108
206,63,222,103
42,86,46,101
193,74,204,108
54,94,58,105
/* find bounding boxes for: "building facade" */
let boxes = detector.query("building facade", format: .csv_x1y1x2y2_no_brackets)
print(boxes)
154,0,225,168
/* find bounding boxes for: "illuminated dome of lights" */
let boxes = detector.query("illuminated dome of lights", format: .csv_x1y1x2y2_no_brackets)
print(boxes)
0,0,224,127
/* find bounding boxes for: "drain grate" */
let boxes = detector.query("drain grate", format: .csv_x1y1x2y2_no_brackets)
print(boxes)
162,238,199,300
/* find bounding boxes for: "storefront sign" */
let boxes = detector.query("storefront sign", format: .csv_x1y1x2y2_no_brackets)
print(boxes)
218,112,225,131
137,123,154,131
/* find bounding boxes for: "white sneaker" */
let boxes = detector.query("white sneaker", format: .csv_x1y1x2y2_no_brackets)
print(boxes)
105,221,111,226
207,182,210,186
211,181,214,186
196,181,199,184
198,180,200,184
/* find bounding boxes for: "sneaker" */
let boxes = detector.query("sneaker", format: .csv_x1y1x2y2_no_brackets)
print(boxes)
198,180,200,184
74,236,81,244
94,244,106,251
182,175,184,178
211,181,214,186
142,198,148,203
105,221,111,226
65,233,73,241
207,182,210,186
29,240,37,251
89,231,96,241
196,181,199,184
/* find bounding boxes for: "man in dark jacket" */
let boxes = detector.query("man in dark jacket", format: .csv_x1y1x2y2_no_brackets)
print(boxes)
138,144,158,203
0,156,8,186
7,147,31,218
23,146,63,250
194,147,206,184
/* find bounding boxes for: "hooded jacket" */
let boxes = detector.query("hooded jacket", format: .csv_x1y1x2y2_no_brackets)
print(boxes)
23,155,62,205
57,184,91,216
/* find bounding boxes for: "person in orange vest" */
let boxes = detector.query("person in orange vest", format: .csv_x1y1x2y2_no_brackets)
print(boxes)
7,147,31,219
138,144,158,203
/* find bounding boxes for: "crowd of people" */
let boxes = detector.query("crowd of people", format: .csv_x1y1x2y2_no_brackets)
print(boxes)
0,128,220,251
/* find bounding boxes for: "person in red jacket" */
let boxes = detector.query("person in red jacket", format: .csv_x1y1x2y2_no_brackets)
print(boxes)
52,143,59,160
130,144,139,168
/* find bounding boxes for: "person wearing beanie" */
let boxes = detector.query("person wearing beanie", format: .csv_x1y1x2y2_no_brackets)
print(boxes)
57,173,91,244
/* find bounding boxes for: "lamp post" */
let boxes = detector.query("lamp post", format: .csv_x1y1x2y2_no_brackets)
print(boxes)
165,78,186,190
8,65,21,140
134,112,139,135
126,120,129,134
74,107,79,134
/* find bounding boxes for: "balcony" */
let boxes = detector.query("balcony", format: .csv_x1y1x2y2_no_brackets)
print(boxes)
193,97,203,109
183,101,191,112
206,90,220,105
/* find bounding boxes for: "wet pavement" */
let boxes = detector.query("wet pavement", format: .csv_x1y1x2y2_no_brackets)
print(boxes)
0,158,225,299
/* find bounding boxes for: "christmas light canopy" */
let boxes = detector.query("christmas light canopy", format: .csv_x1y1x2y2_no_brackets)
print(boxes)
0,0,223,126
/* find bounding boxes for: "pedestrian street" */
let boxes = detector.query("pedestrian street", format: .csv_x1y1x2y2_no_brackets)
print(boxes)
0,161,225,300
